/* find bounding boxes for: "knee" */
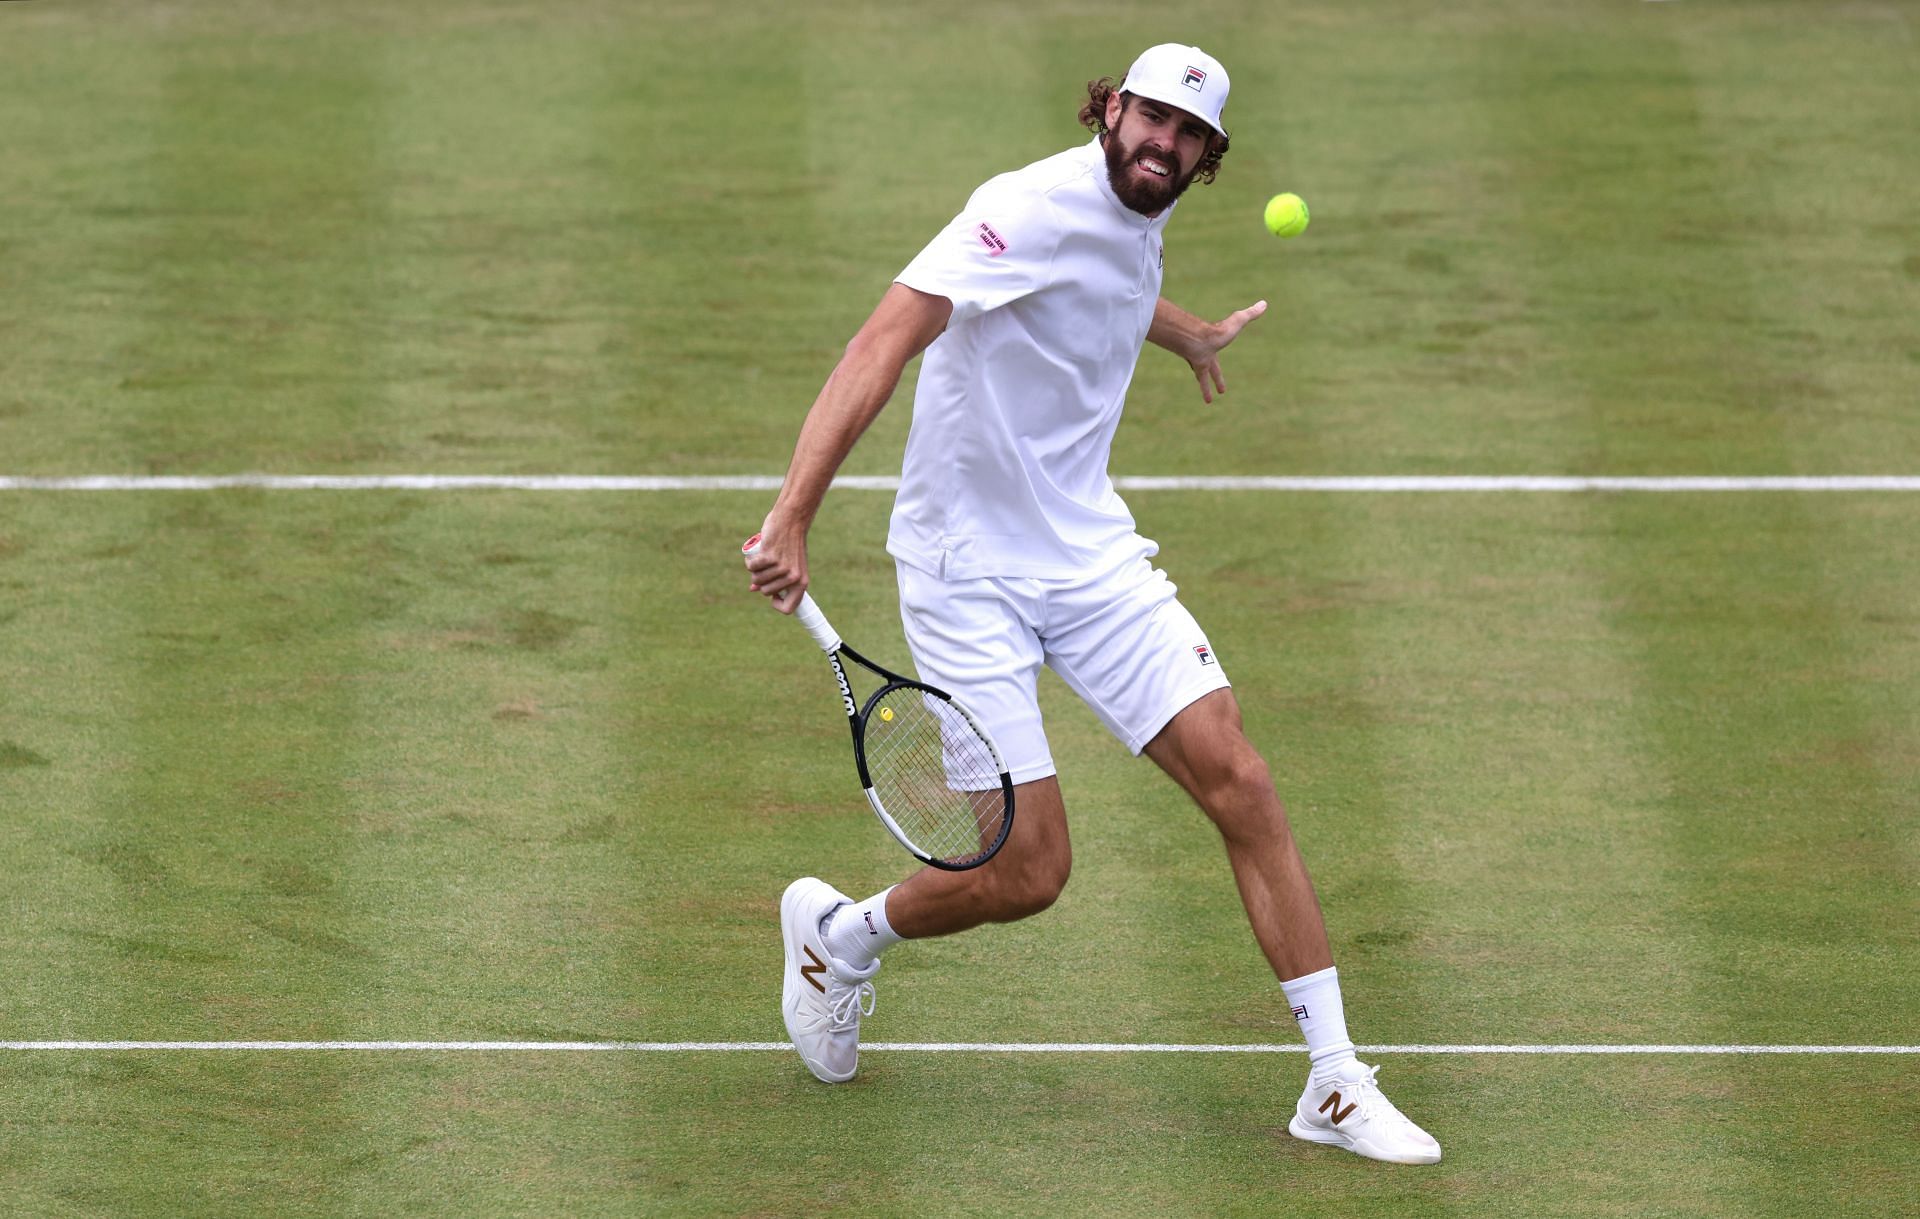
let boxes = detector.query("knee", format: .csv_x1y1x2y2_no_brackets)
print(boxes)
1201,744,1275,809
986,845,1071,922
1200,750,1289,846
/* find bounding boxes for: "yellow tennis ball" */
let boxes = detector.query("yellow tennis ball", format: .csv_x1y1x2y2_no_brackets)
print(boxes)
1264,192,1309,239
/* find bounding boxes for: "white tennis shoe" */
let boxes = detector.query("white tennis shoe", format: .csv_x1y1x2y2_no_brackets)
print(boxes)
780,877,880,1084
1288,1062,1442,1164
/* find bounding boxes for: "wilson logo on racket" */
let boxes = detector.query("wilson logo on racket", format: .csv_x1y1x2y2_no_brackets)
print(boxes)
1319,1091,1358,1125
801,945,828,994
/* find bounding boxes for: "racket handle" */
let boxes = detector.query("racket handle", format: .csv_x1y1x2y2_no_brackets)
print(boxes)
743,534,843,653
792,593,841,654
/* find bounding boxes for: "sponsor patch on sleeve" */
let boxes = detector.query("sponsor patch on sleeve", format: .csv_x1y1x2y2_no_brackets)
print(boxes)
975,221,1009,257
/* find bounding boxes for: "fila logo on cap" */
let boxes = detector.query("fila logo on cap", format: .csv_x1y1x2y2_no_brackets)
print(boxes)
1120,44,1230,137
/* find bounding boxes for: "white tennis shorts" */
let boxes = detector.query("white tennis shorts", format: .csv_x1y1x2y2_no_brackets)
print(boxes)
895,554,1231,784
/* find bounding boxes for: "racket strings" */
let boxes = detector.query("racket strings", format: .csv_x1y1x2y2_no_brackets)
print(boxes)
863,691,1008,865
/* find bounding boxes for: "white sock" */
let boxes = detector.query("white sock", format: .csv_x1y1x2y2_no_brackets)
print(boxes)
1281,965,1360,1082
821,886,903,969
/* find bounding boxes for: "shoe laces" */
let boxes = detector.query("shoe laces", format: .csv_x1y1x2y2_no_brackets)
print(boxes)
1336,1065,1409,1125
826,976,876,1030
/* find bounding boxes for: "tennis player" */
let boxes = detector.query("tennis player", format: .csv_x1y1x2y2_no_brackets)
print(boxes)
745,44,1440,1165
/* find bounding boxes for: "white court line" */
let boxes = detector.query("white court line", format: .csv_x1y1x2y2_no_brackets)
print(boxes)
2,1041,1914,1054
3,474,1920,492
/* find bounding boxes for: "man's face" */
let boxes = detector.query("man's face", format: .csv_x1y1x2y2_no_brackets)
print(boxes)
1102,92,1213,216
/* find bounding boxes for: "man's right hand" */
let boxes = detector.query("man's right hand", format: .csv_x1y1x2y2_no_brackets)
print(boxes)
744,522,808,615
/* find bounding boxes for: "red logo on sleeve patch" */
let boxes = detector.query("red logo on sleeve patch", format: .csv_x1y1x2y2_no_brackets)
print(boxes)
976,222,1008,256
1194,644,1215,666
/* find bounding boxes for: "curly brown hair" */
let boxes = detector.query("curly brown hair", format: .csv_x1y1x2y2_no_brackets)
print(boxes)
1078,76,1229,185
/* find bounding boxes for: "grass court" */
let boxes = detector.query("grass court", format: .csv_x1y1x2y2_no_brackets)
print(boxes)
2,1,1916,1215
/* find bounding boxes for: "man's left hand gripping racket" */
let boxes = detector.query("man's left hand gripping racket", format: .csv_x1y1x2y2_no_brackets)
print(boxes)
744,535,1014,870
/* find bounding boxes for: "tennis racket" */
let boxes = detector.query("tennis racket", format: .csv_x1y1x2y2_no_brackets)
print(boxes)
743,535,1015,870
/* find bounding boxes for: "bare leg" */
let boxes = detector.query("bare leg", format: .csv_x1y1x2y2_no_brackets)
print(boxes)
883,776,1072,938
1144,689,1334,980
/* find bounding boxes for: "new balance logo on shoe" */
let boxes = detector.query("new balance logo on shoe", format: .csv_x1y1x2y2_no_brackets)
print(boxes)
801,945,828,993
1319,1091,1358,1125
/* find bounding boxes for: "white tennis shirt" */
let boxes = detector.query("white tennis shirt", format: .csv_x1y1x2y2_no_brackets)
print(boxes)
888,138,1175,581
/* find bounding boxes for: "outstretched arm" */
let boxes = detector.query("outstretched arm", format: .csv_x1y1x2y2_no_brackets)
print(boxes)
1147,297,1268,404
746,282,953,613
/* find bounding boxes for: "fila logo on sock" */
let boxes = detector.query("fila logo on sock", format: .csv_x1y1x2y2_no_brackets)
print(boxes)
1319,1091,1358,1125
1194,644,1215,666
801,945,828,994
1291,1004,1309,1022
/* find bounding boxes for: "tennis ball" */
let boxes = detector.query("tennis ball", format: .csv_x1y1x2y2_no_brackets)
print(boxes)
1264,192,1309,239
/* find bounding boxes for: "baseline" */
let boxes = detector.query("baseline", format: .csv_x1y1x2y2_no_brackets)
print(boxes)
2,1040,1913,1054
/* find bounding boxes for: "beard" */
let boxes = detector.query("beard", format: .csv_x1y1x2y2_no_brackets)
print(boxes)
1102,127,1198,215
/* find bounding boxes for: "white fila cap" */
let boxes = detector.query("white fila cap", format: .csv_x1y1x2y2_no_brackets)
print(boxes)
1119,43,1230,137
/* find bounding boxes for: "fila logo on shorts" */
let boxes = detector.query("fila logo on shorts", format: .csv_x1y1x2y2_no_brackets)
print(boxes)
1182,66,1207,91
1194,644,1215,666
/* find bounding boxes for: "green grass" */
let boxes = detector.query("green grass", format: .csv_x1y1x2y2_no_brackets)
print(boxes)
11,1051,1902,1217
3,1,1918,1215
